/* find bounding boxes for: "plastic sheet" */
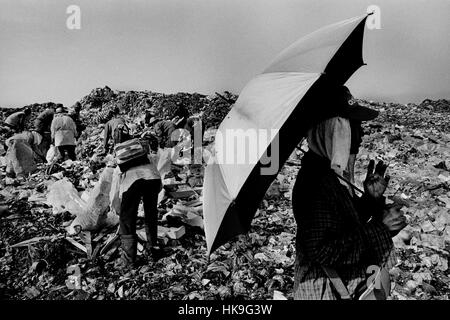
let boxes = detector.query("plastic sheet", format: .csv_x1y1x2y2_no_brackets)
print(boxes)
67,167,118,234
46,170,119,234
46,178,86,216
46,145,59,163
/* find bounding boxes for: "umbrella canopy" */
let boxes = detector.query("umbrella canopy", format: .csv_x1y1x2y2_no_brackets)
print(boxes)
204,14,370,255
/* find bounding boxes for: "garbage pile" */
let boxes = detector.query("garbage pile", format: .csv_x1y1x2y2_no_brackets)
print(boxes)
0,86,235,299
76,86,237,128
348,98,450,300
419,99,450,113
0,91,449,300
355,98,450,133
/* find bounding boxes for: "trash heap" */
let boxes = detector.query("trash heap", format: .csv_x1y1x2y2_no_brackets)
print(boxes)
0,91,449,300
76,86,236,128
352,99,450,300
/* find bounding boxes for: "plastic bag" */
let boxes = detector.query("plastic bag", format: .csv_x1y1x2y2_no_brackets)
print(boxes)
46,145,59,163
46,178,86,216
67,167,118,234
109,167,121,215
5,140,37,176
47,171,119,234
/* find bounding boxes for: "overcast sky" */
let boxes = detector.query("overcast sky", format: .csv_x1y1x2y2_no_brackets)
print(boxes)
1,0,449,108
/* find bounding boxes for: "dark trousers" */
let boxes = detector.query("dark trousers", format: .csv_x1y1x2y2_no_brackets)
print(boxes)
119,178,161,246
38,132,51,155
57,145,76,161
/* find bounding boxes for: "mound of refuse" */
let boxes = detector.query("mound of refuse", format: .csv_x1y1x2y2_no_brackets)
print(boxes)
1,87,449,300
75,86,237,129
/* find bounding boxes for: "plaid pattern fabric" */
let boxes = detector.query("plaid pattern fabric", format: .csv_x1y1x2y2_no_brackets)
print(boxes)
292,152,394,300
114,138,148,165
293,253,365,300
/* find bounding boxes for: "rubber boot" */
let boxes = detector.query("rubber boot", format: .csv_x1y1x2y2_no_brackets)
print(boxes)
144,225,163,262
115,234,137,270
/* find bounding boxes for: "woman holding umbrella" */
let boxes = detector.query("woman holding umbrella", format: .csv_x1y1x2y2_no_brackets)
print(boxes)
292,86,407,300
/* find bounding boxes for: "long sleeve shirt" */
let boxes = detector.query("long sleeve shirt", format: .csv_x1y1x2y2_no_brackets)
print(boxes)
292,151,394,299
34,109,54,133
50,114,77,146
153,120,177,148
103,118,127,150
5,111,27,131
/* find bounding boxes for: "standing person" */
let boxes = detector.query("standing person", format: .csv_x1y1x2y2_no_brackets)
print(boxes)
150,117,186,179
34,106,55,134
144,99,157,127
33,106,55,154
172,102,189,129
292,86,407,300
153,118,177,149
69,102,85,138
50,106,78,161
102,116,130,155
4,108,31,133
110,136,162,269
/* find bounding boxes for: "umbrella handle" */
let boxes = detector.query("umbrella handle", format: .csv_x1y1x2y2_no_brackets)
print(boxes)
335,173,364,195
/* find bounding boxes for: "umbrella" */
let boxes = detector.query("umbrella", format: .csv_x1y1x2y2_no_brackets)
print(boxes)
203,14,371,255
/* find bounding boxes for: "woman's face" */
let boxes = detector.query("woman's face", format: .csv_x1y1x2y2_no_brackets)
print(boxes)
346,121,363,183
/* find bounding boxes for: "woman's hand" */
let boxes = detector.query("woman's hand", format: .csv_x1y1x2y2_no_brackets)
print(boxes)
364,159,390,199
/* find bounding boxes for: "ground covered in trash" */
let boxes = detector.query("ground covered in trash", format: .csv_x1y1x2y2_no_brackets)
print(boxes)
0,88,449,300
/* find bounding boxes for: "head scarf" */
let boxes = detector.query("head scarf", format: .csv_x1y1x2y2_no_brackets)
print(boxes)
307,117,351,177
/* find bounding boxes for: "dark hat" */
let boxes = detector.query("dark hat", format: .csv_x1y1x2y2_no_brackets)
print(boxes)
73,102,82,111
333,86,379,121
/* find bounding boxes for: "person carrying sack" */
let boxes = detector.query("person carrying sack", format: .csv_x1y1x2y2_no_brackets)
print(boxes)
110,136,162,270
292,86,407,300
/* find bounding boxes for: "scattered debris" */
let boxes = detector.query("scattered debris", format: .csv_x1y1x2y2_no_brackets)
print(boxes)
1,92,449,300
